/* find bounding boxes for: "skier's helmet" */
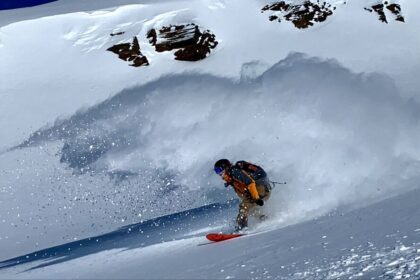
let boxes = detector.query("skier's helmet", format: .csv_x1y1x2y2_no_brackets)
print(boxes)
214,159,231,175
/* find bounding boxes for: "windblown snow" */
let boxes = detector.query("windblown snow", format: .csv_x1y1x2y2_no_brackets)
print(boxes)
0,0,419,278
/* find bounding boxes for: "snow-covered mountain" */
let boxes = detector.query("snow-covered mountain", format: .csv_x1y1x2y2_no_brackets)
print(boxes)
0,0,419,278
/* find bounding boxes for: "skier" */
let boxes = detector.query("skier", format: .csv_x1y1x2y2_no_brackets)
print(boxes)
214,159,272,231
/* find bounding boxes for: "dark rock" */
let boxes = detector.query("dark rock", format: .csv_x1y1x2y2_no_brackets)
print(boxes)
110,31,125,36
263,0,405,27
146,29,157,46
365,1,405,23
148,24,200,52
107,37,149,67
386,3,405,22
147,23,218,61
262,1,335,29
132,56,149,67
371,4,387,23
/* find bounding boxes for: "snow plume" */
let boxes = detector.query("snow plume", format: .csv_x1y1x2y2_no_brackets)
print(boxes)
12,53,420,230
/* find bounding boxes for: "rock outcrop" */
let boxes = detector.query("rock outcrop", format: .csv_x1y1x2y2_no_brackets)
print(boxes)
364,1,404,23
147,23,218,61
110,31,125,37
107,36,149,67
262,0,335,29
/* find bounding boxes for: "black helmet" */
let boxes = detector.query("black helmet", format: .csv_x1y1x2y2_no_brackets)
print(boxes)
214,159,231,174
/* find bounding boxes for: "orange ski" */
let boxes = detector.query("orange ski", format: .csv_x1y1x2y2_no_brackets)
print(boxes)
206,233,244,242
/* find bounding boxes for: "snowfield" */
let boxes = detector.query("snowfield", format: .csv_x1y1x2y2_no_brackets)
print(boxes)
0,0,419,278
1,186,419,279
1,0,420,149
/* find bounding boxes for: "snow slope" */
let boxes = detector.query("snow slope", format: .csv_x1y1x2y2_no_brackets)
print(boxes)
1,184,419,279
3,53,420,261
0,0,165,26
1,0,420,149
0,0,420,277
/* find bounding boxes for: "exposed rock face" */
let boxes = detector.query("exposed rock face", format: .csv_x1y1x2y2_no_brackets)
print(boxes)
107,37,149,67
147,23,218,61
262,1,335,29
110,31,125,37
387,3,404,22
364,1,404,23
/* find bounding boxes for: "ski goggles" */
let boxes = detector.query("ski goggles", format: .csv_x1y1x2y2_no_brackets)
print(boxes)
214,166,224,175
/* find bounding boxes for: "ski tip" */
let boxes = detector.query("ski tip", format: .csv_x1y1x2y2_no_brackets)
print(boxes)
205,233,244,242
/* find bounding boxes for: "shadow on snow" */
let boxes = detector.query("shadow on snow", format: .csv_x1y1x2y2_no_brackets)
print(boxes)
0,200,238,271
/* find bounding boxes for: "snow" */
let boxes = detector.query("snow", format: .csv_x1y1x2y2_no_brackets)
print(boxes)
1,185,419,279
1,0,420,149
0,0,420,278
3,53,420,260
0,0,175,27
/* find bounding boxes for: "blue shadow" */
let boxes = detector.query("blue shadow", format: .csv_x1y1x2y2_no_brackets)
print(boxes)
0,0,58,10
0,200,238,271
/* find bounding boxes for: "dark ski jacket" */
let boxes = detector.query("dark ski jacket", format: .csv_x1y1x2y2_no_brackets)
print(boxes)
222,161,267,201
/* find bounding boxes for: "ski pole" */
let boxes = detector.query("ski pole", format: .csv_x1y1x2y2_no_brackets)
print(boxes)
271,181,287,185
270,181,286,189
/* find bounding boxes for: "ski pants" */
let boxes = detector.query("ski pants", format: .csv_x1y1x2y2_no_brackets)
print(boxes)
236,177,272,229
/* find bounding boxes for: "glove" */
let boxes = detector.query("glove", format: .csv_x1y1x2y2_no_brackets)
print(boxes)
224,182,231,188
255,198,264,206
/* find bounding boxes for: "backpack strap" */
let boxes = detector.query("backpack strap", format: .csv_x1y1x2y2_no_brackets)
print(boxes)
235,161,266,180
235,161,261,173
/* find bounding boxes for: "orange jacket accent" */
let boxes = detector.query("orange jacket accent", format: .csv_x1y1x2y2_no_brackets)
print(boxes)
223,171,260,201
